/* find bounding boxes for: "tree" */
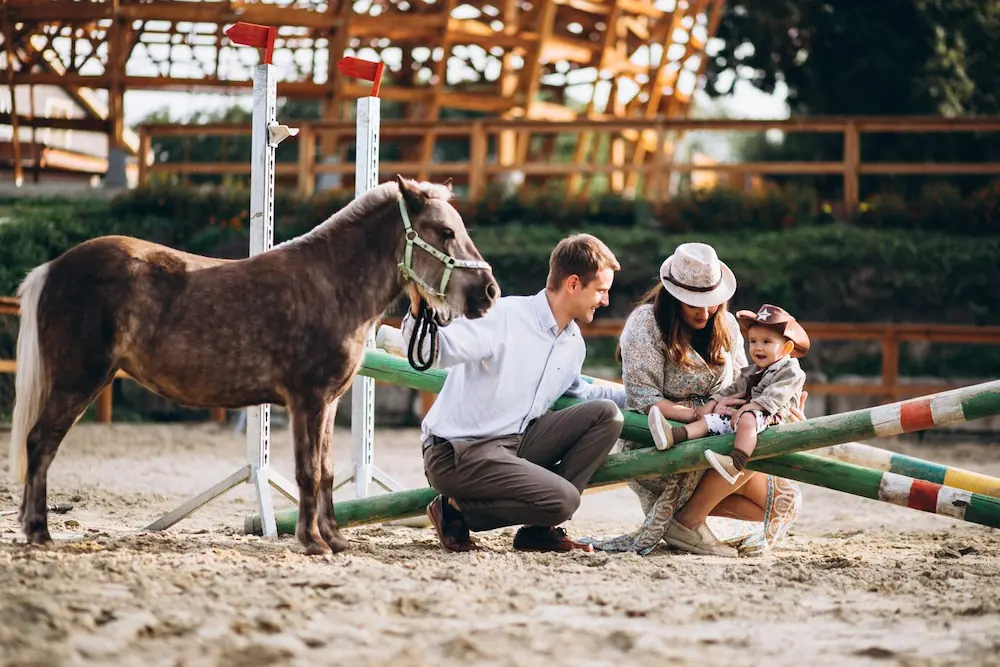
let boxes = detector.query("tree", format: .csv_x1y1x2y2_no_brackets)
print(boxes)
704,0,1000,200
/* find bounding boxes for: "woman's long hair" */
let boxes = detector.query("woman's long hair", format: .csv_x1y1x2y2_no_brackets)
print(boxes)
618,283,733,368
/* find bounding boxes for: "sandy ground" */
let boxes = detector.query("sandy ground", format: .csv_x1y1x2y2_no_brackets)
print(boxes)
1,421,999,667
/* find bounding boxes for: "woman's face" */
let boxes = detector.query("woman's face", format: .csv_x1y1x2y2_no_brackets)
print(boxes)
679,302,719,330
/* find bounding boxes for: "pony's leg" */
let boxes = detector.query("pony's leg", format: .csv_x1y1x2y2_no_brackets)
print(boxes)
317,398,348,553
290,392,332,556
21,380,111,544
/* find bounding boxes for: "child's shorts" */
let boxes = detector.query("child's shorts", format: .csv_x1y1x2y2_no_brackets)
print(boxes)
704,409,771,436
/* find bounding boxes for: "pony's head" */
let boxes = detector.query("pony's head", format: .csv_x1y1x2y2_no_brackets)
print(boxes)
394,175,499,325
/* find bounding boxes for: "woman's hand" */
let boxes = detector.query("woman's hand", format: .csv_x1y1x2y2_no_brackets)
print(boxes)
787,391,809,423
713,396,746,416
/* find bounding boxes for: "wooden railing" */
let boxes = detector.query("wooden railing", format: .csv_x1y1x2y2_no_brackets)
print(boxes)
137,115,1000,211
4,295,999,422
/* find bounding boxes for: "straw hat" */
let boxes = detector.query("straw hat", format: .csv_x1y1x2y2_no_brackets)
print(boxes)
659,242,737,308
736,304,811,357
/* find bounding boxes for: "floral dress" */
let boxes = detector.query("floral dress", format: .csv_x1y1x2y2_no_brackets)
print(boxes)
583,305,803,556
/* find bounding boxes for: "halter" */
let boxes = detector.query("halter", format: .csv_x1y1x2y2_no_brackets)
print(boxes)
396,196,492,298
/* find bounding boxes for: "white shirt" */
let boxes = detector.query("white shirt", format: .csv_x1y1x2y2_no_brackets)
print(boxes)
401,289,626,443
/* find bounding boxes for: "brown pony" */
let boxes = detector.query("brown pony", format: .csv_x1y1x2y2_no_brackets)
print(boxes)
7,175,499,555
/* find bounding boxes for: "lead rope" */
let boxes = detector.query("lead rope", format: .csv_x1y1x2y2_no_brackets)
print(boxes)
406,297,439,372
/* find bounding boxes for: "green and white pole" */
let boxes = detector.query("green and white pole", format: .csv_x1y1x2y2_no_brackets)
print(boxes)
245,347,1000,535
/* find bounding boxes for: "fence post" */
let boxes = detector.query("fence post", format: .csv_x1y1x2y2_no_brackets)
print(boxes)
297,123,315,198
882,325,899,403
138,126,151,187
469,121,487,201
843,121,860,214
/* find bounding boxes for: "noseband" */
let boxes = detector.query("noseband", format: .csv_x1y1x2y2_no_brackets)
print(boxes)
396,196,492,298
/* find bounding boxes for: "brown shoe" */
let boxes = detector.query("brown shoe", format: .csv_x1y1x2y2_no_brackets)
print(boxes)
513,526,594,553
426,495,483,553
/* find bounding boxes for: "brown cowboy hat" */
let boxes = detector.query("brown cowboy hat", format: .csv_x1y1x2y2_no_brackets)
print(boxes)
736,304,811,357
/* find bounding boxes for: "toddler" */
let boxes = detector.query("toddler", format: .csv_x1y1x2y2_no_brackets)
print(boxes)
648,304,810,484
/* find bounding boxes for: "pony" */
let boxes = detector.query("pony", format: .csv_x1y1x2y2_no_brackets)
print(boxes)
7,175,499,555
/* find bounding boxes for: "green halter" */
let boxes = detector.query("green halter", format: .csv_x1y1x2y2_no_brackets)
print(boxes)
397,196,492,298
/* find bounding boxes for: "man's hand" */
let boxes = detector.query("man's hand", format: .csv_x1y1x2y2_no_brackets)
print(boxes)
407,284,422,316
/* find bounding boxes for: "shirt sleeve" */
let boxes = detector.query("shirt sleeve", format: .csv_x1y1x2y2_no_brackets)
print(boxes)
754,363,807,415
564,375,627,408
400,305,500,369
619,306,667,414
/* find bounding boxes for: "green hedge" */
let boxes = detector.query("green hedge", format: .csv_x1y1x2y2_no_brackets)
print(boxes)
1,187,998,422
2,185,998,322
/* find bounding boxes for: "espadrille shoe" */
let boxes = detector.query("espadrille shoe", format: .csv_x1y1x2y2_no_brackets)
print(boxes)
705,450,742,485
647,405,673,451
663,521,737,558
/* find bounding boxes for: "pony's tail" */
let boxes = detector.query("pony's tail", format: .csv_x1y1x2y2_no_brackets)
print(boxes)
9,263,50,484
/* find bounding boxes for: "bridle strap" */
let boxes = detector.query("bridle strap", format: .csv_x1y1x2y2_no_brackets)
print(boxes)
397,196,491,297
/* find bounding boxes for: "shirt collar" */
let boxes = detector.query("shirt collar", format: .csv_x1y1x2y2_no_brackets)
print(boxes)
531,289,579,337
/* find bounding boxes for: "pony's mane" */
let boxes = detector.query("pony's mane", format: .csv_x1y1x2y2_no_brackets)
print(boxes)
276,179,453,249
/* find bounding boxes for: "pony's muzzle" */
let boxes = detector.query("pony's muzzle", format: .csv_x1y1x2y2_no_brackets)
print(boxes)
467,274,500,319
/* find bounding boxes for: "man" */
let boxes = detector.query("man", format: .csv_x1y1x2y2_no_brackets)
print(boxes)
401,233,626,553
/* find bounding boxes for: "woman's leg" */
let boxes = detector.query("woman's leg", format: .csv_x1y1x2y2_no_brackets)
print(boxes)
675,469,766,529
708,472,768,521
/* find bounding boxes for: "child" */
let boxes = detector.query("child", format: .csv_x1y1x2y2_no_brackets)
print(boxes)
648,304,810,484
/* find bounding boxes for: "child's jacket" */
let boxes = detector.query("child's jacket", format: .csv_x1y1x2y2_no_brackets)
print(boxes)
711,356,806,423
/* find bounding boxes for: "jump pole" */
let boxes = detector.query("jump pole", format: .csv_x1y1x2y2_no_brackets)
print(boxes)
246,349,1000,534
146,22,300,538
378,323,1000,500
813,441,1000,500
327,55,407,500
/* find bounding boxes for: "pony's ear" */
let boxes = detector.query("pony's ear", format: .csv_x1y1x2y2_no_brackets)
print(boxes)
396,174,427,214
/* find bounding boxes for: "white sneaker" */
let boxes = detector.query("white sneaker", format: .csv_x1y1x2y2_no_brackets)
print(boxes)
647,405,674,451
663,521,737,558
705,450,741,485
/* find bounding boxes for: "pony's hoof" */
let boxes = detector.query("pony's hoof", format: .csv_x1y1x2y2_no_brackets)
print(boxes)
322,531,350,554
24,528,52,545
304,540,333,556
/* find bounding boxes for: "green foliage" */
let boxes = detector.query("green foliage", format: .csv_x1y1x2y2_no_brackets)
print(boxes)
705,1,1000,199
2,189,999,420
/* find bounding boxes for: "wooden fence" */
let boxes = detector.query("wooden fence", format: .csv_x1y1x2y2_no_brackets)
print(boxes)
137,115,1000,212
3,296,999,422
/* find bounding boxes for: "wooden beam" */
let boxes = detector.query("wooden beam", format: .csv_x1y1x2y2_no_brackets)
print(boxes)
2,4,23,187
0,112,110,132
7,0,344,28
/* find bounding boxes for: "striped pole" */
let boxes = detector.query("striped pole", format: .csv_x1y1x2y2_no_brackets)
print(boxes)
815,442,1000,500
245,349,1000,535
246,442,1000,536
754,452,1000,528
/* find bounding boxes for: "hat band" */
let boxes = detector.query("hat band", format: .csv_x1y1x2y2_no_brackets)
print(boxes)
664,268,722,293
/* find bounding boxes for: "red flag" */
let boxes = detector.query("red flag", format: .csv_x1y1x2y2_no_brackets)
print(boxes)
336,56,385,98
225,22,277,65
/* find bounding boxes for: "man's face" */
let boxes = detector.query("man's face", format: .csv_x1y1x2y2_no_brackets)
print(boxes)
568,267,614,323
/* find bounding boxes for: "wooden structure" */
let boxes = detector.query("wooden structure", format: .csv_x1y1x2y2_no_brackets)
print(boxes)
3,294,999,422
136,115,1000,208
1,0,723,190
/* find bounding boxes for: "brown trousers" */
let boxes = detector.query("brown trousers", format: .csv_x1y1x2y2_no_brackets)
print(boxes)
422,399,624,532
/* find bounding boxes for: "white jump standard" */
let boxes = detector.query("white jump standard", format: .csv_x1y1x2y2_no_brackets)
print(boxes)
144,21,300,538
329,55,407,500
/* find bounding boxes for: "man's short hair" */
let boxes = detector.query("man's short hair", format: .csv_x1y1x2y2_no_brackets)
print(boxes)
546,233,621,290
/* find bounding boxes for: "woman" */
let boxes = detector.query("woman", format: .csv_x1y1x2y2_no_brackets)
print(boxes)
585,242,804,557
